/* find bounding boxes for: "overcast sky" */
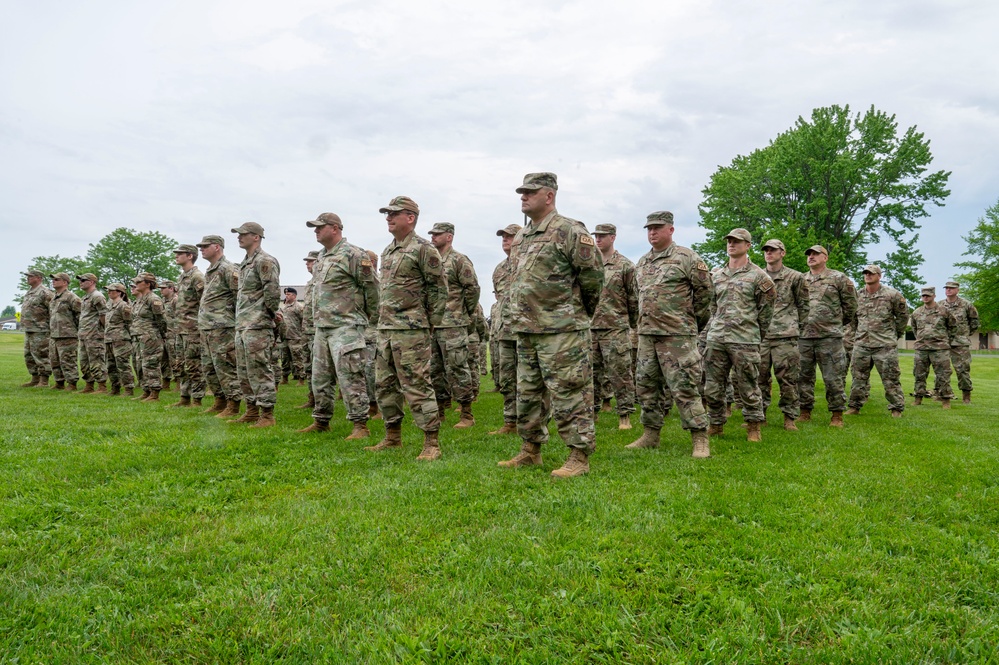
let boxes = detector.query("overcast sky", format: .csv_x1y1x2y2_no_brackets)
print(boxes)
3,0,997,311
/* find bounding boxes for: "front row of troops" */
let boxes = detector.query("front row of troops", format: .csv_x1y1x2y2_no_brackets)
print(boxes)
19,172,980,477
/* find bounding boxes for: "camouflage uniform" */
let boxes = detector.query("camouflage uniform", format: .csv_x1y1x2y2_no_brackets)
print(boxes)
49,288,83,384
842,317,857,377
760,264,809,420
104,296,134,390
280,299,308,380
176,265,206,399
131,289,166,391
798,267,858,413
475,304,489,377
235,246,282,409
591,249,640,416
911,300,957,400
940,295,979,394
492,255,518,425
312,239,379,424
430,243,480,407
507,209,604,453
161,290,179,384
78,287,108,385
199,255,241,403
848,281,908,412
21,282,53,381
302,272,316,385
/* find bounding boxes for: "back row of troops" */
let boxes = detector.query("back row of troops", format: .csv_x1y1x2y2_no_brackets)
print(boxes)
18,171,979,477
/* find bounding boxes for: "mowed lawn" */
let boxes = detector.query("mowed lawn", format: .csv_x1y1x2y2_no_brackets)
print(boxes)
1,332,998,664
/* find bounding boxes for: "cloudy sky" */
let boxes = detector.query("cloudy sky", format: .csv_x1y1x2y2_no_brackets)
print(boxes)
2,0,997,311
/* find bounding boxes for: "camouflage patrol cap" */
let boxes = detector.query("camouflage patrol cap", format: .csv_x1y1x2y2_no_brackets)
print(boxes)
232,222,265,238
306,212,343,228
805,245,829,256
379,196,420,215
196,235,225,248
724,228,752,243
761,239,785,251
920,286,936,297
133,272,158,287
303,250,319,261
945,281,960,288
76,273,98,283
644,211,675,227
862,264,882,275
50,272,71,282
159,279,176,289
516,172,558,193
23,269,44,279
429,222,455,235
593,223,617,235
107,283,127,293
173,244,198,254
496,223,522,237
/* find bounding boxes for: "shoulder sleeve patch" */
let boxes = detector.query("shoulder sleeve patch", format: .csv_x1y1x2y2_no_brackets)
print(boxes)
696,262,709,272
580,235,594,246
360,259,372,267
761,279,774,292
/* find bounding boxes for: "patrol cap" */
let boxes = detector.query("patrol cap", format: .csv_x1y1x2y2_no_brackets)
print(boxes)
762,239,785,251
173,244,198,254
515,172,558,193
133,272,158,286
76,273,98,283
945,280,960,288
196,235,225,248
303,250,319,261
232,222,265,237
920,286,936,297
379,196,420,215
724,228,752,243
862,264,882,275
159,279,176,289
593,223,617,235
496,223,522,237
306,212,343,228
429,222,455,235
107,282,127,293
50,272,71,282
23,269,44,279
805,245,829,256
644,211,675,227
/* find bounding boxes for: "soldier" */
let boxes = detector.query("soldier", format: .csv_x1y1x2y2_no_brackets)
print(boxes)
499,172,603,478
476,304,489,377
940,280,979,403
911,287,957,408
231,222,282,427
130,282,144,388
845,265,908,417
104,283,134,396
759,239,809,430
48,272,83,390
842,316,858,378
489,223,522,435
428,222,480,429
298,250,320,411
19,269,53,387
798,245,858,427
197,234,242,417
159,280,178,392
76,273,108,393
368,196,448,460
627,212,711,456
280,288,308,384
130,272,166,401
169,245,206,407
363,249,381,419
298,212,379,439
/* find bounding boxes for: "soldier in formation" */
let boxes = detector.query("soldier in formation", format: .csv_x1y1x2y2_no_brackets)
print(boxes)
20,269,53,387
49,272,82,391
197,234,242,417
489,223,521,435
280,287,308,384
171,245,206,407
77,273,108,393
130,272,166,401
104,283,135,396
911,287,957,408
159,280,178,392
940,281,979,403
298,250,319,411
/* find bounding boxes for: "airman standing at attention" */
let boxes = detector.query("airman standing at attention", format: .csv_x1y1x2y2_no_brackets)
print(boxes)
19,269,53,387
280,288,308,384
130,272,166,401
911,286,958,408
940,281,979,403
76,273,108,393
298,250,320,411
489,223,522,435
159,280,178,392
170,245,206,407
362,249,381,420
48,272,83,391
104,283,135,396
197,235,242,417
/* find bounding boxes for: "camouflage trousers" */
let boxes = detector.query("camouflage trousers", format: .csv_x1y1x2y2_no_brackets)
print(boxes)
135,333,164,391
236,328,277,408
201,328,241,401
78,335,108,383
843,340,855,378
364,333,377,405
497,339,518,424
274,339,290,379
490,337,501,386
162,333,178,381
131,337,142,385
431,327,477,405
49,337,79,384
479,337,489,376
468,331,482,396
759,338,800,419
106,339,135,389
285,338,309,380
705,342,764,425
636,335,707,432
313,325,369,424
23,331,51,378
176,333,206,399
848,345,903,412
950,346,973,392
376,329,440,433
591,328,636,415
516,330,594,453
305,333,315,381
913,349,954,399
798,337,847,413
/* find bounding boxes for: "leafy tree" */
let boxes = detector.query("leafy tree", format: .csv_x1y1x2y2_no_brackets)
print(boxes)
956,198,999,331
13,254,89,302
695,104,951,305
84,228,179,288
2,305,15,318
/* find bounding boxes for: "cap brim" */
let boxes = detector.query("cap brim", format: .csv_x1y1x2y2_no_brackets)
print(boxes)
515,186,542,194
305,221,325,228
379,206,403,214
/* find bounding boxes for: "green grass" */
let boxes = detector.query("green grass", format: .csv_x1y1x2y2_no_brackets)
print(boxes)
1,332,998,663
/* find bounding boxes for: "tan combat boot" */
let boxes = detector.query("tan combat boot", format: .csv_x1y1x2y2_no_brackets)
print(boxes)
296,391,315,409
601,398,613,413
368,402,381,419
20,376,39,387
845,407,861,416
498,442,542,467
797,410,812,422
416,430,441,461
205,397,227,414
297,379,305,386
941,399,951,410
489,422,518,435
707,424,724,437
963,391,971,404
913,396,923,405
280,376,289,385
133,388,149,400
891,410,903,418
169,396,192,408
144,390,161,401
454,403,475,429
36,375,50,388
81,382,95,394
830,411,844,427
366,424,403,451
96,382,108,394
691,430,710,458
746,421,762,442
218,399,241,418
110,384,121,396
251,406,276,428
66,382,78,392
297,418,330,433
192,398,202,407
52,380,65,390
551,449,589,479
618,414,632,430
783,416,798,431
162,379,171,392
233,403,260,423
345,422,370,440
626,427,660,449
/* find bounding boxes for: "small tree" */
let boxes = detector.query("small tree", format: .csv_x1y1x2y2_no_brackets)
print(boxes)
2,305,15,318
85,228,179,288
14,254,90,302
956,198,999,332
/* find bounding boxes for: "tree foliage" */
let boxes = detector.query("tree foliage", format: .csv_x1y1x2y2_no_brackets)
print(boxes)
2,305,15,318
956,198,999,332
695,104,951,305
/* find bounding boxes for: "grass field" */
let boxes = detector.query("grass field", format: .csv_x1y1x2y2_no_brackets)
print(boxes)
1,332,998,663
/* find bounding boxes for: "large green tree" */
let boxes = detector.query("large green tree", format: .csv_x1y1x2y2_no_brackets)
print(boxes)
695,104,951,304
2,305,15,318
956,198,999,332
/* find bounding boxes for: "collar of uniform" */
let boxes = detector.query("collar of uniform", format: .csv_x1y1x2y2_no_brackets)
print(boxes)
524,210,557,236
389,230,418,250
243,246,261,263
602,250,619,266
649,242,676,260
722,261,753,276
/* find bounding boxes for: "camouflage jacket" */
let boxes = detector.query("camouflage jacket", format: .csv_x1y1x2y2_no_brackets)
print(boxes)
198,257,239,330
104,298,132,343
763,265,809,339
491,257,515,341
438,247,480,328
175,266,205,335
911,304,957,351
162,294,178,338
843,318,857,349
302,276,315,335
507,210,604,334
21,284,53,333
316,239,380,329
707,262,775,345
131,292,166,339
939,297,980,347
236,247,281,331
79,290,107,340
470,303,488,341
801,268,858,339
49,289,82,339
854,285,909,348
280,301,305,340
378,231,446,330
591,250,639,331
635,242,711,337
